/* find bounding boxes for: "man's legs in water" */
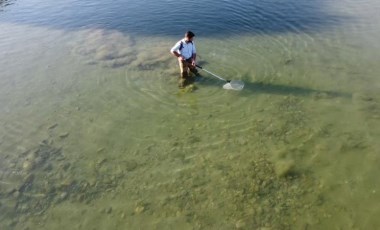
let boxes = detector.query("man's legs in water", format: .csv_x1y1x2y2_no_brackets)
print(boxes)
178,60,193,88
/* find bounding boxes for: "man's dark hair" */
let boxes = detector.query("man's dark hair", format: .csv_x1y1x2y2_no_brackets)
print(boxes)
185,31,195,38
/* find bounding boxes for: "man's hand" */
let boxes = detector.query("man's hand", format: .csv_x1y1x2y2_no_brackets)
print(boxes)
172,51,185,61
191,59,196,66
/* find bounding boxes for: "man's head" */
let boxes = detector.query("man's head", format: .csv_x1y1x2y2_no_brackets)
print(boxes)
185,31,195,42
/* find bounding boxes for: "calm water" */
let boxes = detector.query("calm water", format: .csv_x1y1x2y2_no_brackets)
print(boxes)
1,0,380,229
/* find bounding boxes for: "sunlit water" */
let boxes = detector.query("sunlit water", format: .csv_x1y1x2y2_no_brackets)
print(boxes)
1,0,380,229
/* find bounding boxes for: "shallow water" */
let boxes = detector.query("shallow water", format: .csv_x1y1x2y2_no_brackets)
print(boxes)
1,0,380,229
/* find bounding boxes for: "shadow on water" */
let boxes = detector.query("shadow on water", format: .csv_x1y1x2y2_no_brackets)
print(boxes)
196,61,351,98
243,81,351,98
0,0,349,37
198,75,351,99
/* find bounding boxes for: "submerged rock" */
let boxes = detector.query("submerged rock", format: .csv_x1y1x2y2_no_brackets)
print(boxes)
59,133,69,138
48,123,58,130
134,206,145,214
125,160,138,172
59,192,68,201
106,207,113,214
235,219,247,229
274,160,295,177
22,160,34,172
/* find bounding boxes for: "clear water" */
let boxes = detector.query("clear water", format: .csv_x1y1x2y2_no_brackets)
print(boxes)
1,0,380,229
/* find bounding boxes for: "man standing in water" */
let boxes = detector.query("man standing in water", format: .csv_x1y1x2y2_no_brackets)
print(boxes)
170,31,199,88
